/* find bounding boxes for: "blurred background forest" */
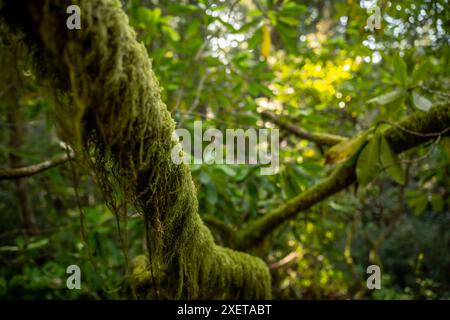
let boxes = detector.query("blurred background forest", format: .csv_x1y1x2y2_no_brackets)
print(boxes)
0,0,449,299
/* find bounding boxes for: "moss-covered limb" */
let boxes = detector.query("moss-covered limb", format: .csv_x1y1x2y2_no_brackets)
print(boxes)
261,110,347,146
236,103,450,250
383,102,450,153
1,0,270,299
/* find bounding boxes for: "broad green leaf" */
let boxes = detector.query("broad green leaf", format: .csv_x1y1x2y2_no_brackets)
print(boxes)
275,23,297,53
238,20,259,33
248,9,263,17
248,29,261,49
162,25,180,42
137,7,161,27
280,3,307,16
281,167,301,198
367,89,404,105
393,55,408,88
441,137,450,159
218,166,236,177
198,171,211,184
267,10,278,25
412,92,433,112
278,16,299,26
431,194,444,212
407,193,428,215
208,5,227,11
410,61,430,87
255,82,274,97
301,162,323,174
216,17,238,32
186,20,201,39
247,181,258,197
275,21,298,37
167,4,199,14
379,136,405,185
356,133,381,187
205,182,218,205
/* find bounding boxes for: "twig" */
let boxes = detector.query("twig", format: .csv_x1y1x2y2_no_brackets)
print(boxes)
261,110,347,146
0,153,72,180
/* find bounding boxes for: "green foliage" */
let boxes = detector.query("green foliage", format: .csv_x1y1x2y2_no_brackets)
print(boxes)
356,133,381,187
393,55,408,88
367,90,405,105
0,0,449,300
412,92,433,112
379,136,405,185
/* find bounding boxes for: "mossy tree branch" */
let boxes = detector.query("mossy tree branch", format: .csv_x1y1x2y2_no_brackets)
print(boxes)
1,0,270,299
236,103,450,250
260,110,347,147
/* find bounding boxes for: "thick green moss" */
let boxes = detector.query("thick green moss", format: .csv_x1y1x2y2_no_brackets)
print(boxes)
384,103,450,153
1,0,271,299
